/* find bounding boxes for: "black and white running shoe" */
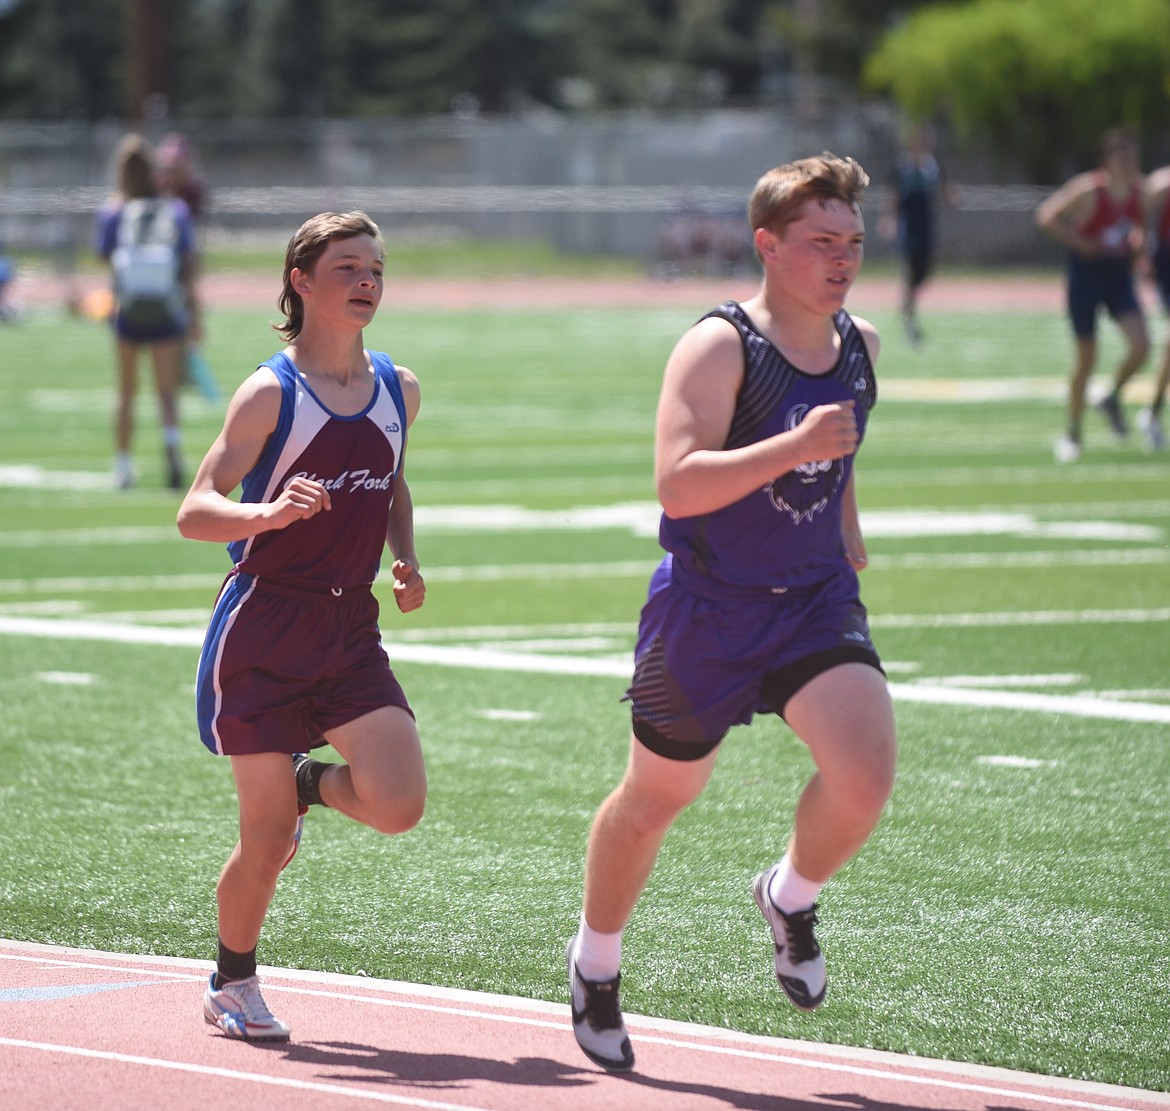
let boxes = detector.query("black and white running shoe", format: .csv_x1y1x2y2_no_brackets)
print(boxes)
752,868,827,1011
566,941,635,1072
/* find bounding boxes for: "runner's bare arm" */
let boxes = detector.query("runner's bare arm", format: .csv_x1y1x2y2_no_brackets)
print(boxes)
176,368,332,543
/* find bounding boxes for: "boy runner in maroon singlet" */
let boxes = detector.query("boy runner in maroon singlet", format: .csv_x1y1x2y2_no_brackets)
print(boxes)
178,212,427,1042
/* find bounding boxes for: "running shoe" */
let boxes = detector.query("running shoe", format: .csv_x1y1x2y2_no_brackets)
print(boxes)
165,444,185,490
1053,435,1082,464
1096,393,1128,439
292,751,316,807
1137,407,1166,451
566,941,635,1072
752,868,826,1011
203,973,291,1041
114,459,136,490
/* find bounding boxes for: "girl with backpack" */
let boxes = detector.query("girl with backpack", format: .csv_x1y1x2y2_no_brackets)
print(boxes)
95,132,200,489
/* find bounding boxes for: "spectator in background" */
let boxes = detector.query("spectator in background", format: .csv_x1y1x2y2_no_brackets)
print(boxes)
0,249,16,322
156,132,209,225
1035,127,1149,464
0,165,19,321
1139,163,1170,451
880,123,956,347
95,133,200,489
156,132,221,402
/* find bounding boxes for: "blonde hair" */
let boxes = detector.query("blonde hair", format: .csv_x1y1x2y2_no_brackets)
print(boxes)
748,153,869,239
275,211,385,341
114,133,157,200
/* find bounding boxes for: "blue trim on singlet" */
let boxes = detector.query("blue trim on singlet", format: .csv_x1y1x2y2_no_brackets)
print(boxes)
227,350,407,567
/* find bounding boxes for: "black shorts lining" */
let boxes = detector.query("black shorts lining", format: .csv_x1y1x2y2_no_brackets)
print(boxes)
761,646,884,721
632,716,721,762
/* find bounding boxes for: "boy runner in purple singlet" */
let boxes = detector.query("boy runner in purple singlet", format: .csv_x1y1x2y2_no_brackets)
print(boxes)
178,211,427,1042
567,155,897,1072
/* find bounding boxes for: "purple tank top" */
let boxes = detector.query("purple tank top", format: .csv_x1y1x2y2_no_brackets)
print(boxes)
659,302,877,591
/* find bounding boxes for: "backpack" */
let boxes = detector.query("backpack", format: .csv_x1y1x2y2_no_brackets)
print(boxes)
110,198,184,334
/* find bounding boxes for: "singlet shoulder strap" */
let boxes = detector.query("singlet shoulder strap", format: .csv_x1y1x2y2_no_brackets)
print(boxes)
370,351,409,478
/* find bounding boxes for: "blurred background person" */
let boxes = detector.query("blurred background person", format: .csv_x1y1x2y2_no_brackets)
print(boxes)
156,131,220,402
155,132,209,224
880,123,956,347
1035,126,1149,464
0,247,17,322
1140,162,1170,451
95,133,201,489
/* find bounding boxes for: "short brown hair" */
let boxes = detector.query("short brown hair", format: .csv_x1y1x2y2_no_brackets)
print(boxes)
275,211,385,341
748,153,869,237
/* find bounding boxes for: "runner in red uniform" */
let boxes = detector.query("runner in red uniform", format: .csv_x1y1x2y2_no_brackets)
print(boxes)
1138,164,1170,450
1036,127,1149,462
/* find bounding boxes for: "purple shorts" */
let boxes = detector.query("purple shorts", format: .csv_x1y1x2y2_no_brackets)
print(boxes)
627,556,883,760
196,574,412,756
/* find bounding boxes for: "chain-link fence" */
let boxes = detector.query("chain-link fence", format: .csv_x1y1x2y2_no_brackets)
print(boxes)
0,111,1055,274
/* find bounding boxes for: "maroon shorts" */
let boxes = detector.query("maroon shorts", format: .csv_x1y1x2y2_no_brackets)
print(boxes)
196,575,412,756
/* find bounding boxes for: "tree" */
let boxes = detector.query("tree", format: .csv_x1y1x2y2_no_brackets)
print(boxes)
0,0,125,119
759,0,943,91
863,0,1170,180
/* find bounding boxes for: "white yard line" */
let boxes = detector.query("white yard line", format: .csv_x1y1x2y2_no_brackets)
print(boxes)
1,613,1168,724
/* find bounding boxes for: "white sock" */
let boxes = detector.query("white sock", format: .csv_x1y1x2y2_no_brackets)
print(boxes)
768,855,824,914
163,425,181,448
572,914,623,983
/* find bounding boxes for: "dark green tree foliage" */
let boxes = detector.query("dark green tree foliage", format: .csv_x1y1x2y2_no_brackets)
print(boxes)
322,0,569,115
864,0,1170,180
0,0,781,119
759,0,937,86
0,0,124,118
0,0,952,122
171,0,264,119
264,0,331,116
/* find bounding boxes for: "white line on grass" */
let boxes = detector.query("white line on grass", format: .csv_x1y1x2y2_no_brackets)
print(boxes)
978,756,1055,768
0,505,1165,548
0,547,1167,601
480,709,541,721
0,573,219,596
878,550,1169,570
930,674,1083,687
872,608,1170,628
1,614,1169,724
34,671,96,685
5,460,1168,503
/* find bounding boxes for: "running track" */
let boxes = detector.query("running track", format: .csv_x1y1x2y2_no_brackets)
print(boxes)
7,268,1169,1108
21,269,1076,313
2,940,1167,1111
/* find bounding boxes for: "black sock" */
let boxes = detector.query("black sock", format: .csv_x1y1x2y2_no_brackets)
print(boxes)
214,938,257,989
295,756,330,808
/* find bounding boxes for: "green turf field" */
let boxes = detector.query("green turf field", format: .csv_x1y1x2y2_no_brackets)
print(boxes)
0,281,1167,1092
